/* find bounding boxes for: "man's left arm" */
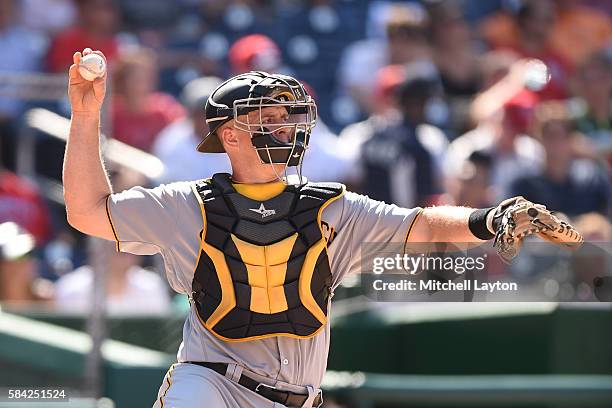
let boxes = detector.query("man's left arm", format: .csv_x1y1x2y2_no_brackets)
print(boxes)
408,206,486,243
408,197,584,262
325,193,582,288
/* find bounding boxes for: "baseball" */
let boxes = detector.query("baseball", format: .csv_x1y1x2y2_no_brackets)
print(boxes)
523,59,550,92
78,53,106,81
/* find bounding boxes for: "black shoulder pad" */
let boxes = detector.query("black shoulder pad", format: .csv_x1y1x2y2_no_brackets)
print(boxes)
211,173,235,194
194,178,214,198
300,182,345,200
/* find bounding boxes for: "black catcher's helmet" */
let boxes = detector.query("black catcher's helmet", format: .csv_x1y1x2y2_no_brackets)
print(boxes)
197,71,317,168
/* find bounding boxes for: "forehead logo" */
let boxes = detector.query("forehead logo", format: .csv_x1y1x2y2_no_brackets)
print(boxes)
273,91,295,102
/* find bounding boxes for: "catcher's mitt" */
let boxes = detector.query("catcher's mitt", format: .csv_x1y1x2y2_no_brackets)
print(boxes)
490,197,583,262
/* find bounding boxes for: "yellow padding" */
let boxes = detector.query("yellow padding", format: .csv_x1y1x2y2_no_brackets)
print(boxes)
298,238,328,324
298,185,346,324
233,182,285,201
202,240,237,328
231,233,298,314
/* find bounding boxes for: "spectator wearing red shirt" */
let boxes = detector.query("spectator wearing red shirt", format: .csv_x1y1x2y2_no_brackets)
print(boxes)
112,48,186,152
46,0,119,72
0,170,52,245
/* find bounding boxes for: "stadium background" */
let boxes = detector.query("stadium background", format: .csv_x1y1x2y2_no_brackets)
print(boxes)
0,0,611,407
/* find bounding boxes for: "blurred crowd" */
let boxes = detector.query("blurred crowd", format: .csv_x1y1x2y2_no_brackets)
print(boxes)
0,0,610,310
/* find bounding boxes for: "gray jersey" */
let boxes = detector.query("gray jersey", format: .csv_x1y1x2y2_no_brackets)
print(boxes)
107,180,420,389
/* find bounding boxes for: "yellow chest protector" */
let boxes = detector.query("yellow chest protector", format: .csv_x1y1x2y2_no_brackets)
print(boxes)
191,173,345,342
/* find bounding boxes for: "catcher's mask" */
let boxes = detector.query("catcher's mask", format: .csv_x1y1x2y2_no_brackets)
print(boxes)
198,71,317,182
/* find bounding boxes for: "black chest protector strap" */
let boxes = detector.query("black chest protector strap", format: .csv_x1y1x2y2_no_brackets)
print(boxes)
191,173,345,342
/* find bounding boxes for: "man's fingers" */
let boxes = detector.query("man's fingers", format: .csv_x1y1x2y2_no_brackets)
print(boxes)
92,76,107,102
73,51,82,65
69,64,81,80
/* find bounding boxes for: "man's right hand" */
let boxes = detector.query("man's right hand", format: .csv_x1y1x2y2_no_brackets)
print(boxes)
68,48,107,115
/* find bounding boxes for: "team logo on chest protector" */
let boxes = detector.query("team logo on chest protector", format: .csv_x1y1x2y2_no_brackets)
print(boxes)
249,203,276,218
191,173,344,342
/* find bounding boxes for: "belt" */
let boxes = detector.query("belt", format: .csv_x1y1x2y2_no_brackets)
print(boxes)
186,361,323,408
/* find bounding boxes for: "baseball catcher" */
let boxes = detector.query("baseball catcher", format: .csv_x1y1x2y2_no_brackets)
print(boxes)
63,49,582,408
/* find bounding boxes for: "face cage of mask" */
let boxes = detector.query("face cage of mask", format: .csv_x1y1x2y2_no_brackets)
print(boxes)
232,96,317,184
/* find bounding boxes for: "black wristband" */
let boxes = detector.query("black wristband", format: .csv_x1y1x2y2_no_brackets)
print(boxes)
468,207,496,240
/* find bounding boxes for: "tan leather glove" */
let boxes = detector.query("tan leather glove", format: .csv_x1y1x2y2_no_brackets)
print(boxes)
489,197,584,262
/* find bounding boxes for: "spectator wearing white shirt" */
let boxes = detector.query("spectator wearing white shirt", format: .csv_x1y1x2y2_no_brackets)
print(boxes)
54,247,171,316
21,0,76,34
153,76,231,183
300,119,357,183
337,3,432,115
